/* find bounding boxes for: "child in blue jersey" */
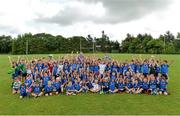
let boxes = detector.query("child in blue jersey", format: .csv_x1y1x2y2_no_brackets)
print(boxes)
19,84,28,99
110,71,116,81
105,63,111,72
109,79,118,93
24,74,33,88
74,79,82,93
44,81,53,96
80,71,88,81
140,78,149,94
86,79,94,90
117,78,125,93
135,62,141,73
123,63,129,75
161,60,169,80
61,75,68,93
81,80,89,93
52,63,59,78
52,77,62,95
93,63,99,74
125,71,132,80
155,60,161,76
132,79,142,94
32,82,43,98
63,62,70,73
71,62,77,71
42,72,50,88
141,60,149,77
149,75,158,95
89,64,94,72
101,77,109,93
111,62,118,72
66,81,76,96
130,60,136,73
125,79,133,93
159,76,168,95
118,64,123,75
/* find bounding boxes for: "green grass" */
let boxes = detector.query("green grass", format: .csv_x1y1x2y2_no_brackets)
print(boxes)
0,54,180,115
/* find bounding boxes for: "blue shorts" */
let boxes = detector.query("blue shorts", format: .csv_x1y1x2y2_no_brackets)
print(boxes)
159,88,167,92
20,92,27,97
14,88,19,91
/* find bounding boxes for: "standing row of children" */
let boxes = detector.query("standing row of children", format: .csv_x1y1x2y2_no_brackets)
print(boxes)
8,54,170,99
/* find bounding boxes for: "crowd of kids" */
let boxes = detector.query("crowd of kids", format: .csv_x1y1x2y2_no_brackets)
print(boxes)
8,54,170,99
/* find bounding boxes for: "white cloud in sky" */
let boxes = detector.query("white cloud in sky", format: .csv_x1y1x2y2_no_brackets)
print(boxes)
0,0,180,42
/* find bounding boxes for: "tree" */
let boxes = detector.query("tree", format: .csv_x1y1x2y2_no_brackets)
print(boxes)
177,32,180,39
0,35,12,53
146,39,164,54
164,31,175,43
0,31,180,54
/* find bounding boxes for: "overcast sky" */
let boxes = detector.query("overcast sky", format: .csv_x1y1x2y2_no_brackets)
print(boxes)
0,0,179,41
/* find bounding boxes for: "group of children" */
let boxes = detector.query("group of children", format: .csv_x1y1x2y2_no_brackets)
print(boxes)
8,54,170,99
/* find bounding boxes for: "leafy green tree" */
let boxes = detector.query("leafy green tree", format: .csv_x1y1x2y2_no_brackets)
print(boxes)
0,35,12,53
146,39,164,54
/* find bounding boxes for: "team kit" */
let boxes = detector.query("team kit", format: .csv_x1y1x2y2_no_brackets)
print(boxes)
8,54,170,99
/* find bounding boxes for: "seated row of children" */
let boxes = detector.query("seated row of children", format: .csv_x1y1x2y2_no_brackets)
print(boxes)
9,54,170,99
12,72,168,99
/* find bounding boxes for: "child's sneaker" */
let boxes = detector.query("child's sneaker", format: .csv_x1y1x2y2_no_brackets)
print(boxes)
159,91,162,95
34,96,38,98
164,92,168,95
19,96,23,99
100,90,103,94
72,93,76,96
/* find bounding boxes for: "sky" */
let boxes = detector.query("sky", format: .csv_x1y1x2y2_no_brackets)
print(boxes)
0,0,180,42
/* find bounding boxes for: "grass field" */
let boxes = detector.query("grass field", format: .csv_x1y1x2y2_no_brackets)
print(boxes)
0,54,180,115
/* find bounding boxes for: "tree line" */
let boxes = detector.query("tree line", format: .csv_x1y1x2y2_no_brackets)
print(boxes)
0,31,180,54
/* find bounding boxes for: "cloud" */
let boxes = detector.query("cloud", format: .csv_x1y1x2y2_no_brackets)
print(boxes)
0,25,20,35
35,0,172,25
0,0,178,42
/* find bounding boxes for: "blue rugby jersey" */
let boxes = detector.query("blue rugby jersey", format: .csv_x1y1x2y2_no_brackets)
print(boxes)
44,85,53,93
117,82,125,90
74,82,81,91
141,63,149,74
53,81,61,90
159,80,167,90
43,76,50,86
33,86,41,94
149,80,157,90
25,78,32,87
130,64,136,72
109,81,116,91
161,64,169,75
142,82,149,90
20,86,26,94
126,82,133,89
